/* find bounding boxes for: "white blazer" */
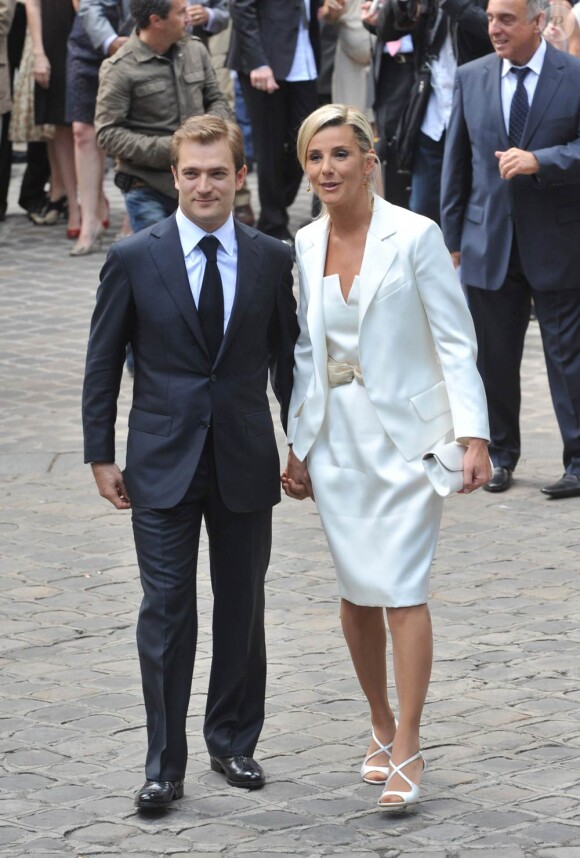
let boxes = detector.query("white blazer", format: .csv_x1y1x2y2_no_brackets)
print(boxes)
287,196,490,463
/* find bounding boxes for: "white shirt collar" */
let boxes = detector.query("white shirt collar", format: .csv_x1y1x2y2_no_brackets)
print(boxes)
501,38,546,78
175,208,236,258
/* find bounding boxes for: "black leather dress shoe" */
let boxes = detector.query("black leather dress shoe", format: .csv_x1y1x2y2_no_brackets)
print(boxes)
483,466,512,493
134,779,184,809
541,473,580,499
210,755,265,789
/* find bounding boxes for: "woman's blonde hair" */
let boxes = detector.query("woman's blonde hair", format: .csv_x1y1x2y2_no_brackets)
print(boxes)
296,104,376,210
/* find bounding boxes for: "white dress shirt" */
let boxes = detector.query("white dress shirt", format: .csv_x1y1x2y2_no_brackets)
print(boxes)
175,208,238,334
500,38,546,133
422,30,456,142
286,0,318,82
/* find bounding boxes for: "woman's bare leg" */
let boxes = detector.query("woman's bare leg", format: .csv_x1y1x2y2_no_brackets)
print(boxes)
51,126,80,231
72,121,106,250
380,603,432,803
340,599,396,782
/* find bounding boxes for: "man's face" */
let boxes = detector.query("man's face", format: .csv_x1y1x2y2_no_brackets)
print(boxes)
487,0,542,65
172,138,247,232
158,0,188,44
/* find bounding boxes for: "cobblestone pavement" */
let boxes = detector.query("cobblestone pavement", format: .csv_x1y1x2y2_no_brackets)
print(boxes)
1,164,580,858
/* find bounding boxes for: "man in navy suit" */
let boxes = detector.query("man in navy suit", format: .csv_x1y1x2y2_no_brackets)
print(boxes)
82,116,298,808
441,0,580,497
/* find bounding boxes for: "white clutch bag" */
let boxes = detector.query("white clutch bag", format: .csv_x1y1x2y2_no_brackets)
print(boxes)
422,441,466,497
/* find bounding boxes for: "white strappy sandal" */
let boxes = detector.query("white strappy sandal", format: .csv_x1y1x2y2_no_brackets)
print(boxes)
377,751,425,810
360,729,394,784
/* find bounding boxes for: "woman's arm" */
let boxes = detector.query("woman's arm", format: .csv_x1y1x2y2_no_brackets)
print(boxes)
25,0,50,88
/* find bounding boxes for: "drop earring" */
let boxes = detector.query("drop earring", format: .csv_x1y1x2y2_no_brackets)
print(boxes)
306,178,311,193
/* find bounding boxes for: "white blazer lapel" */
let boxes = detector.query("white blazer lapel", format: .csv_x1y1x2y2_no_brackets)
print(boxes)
358,197,399,325
301,218,330,389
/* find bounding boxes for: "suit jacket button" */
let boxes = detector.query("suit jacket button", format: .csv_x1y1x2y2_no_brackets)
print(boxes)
210,374,217,382
199,421,208,429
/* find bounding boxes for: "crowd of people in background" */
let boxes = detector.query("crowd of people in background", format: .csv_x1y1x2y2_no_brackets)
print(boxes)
1,0,580,242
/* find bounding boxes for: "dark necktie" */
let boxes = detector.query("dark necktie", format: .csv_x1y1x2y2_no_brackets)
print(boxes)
508,66,530,148
197,235,224,362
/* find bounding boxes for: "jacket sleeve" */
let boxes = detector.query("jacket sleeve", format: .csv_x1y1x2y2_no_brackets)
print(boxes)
230,0,270,70
82,245,134,464
440,70,472,254
267,247,299,435
412,220,489,442
206,0,230,34
95,58,173,168
376,0,417,41
77,0,117,53
200,46,232,119
0,0,16,37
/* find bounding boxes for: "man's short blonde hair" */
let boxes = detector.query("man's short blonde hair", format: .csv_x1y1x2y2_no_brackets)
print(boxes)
171,116,245,172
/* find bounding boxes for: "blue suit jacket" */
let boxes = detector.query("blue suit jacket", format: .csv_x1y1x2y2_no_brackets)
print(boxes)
441,41,580,291
82,216,298,511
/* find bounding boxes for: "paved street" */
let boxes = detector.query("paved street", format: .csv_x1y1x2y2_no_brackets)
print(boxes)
1,165,580,858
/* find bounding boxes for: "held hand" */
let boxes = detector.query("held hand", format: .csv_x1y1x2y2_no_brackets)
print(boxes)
250,66,279,93
460,439,493,494
281,448,314,501
33,52,51,88
187,4,210,26
450,251,461,269
495,148,539,180
91,462,132,509
108,36,129,56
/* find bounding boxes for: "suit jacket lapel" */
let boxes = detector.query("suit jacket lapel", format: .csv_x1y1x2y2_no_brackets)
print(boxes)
302,217,330,389
215,222,261,366
521,44,564,148
148,215,210,360
358,199,398,325
488,57,509,149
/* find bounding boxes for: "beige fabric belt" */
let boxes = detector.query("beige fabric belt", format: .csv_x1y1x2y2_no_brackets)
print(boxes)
327,356,365,387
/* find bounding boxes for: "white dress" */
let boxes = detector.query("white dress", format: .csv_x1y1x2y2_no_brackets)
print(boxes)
306,274,444,608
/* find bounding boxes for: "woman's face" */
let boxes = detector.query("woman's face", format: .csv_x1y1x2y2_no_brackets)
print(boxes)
304,124,374,210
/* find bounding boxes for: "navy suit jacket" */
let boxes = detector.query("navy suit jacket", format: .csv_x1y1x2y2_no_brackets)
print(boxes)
227,0,321,80
82,216,298,511
441,41,580,291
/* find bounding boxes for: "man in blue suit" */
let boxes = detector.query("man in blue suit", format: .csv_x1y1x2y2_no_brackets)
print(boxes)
83,116,298,808
441,0,580,498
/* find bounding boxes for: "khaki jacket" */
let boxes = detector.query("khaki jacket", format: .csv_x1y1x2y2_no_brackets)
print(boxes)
0,0,16,116
95,32,230,197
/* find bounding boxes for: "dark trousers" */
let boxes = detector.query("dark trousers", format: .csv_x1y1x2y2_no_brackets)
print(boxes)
467,244,580,475
240,74,318,239
131,433,272,781
409,130,445,225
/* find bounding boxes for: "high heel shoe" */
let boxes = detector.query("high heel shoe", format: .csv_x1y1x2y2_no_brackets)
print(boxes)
67,227,81,240
361,729,393,784
378,751,425,811
30,196,68,226
69,229,104,257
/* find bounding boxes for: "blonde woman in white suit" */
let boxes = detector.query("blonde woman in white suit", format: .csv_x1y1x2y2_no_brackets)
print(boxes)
282,104,491,811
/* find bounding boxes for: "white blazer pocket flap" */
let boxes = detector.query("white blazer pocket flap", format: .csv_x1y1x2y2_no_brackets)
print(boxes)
410,381,451,422
375,276,409,302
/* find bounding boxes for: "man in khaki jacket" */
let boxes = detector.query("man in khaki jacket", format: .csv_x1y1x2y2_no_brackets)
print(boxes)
0,0,16,138
95,0,230,233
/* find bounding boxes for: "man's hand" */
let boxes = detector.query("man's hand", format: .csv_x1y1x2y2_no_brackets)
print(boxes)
450,250,461,269
108,36,129,56
186,4,210,27
250,66,279,93
91,462,132,509
495,148,539,180
281,448,314,501
460,439,492,494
